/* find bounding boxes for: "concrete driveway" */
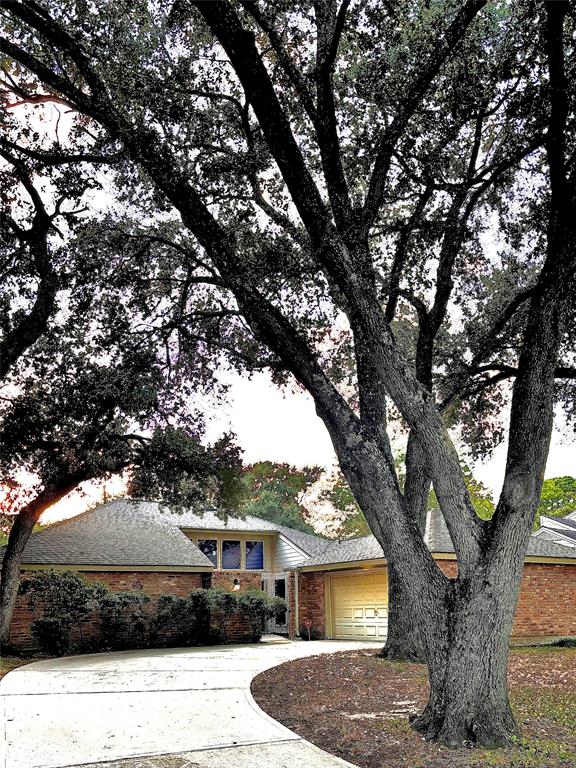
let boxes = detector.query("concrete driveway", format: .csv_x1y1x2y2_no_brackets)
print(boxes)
0,638,381,768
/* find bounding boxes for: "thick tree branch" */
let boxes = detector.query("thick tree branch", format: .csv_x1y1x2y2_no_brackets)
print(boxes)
361,1,487,235
0,153,59,380
385,186,433,321
313,0,353,229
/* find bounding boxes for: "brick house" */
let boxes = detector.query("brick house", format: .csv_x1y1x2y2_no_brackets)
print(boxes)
3,499,576,649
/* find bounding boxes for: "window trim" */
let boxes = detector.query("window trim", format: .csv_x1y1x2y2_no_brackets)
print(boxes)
193,535,267,571
245,539,265,571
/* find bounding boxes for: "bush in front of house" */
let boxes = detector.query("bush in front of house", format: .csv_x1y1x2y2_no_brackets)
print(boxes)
96,589,151,650
205,587,239,642
19,569,98,656
237,590,286,642
19,570,288,655
152,590,211,647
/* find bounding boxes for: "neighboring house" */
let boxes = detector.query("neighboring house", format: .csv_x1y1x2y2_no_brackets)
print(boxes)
532,510,576,549
2,499,576,649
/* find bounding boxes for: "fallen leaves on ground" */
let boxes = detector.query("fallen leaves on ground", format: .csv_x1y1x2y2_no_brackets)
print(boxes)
251,647,576,768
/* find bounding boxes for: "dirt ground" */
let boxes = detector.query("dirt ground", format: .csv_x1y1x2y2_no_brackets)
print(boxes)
252,647,576,768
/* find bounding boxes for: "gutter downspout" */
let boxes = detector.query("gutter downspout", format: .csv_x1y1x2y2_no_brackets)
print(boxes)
294,568,300,638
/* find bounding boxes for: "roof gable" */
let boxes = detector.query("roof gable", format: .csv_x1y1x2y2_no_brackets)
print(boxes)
1,500,213,569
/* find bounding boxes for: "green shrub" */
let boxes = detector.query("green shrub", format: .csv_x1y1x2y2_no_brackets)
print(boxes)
19,569,98,655
237,590,286,642
18,571,286,654
552,637,576,648
152,590,211,647
30,616,72,656
205,588,238,642
96,590,151,650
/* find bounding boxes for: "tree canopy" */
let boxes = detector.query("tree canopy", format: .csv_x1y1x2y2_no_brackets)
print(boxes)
1,0,575,748
534,476,576,528
239,461,321,534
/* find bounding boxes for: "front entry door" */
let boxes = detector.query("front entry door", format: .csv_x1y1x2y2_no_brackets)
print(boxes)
263,574,288,635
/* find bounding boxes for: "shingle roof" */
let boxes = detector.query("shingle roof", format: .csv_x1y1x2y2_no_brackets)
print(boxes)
541,515,576,532
1,499,329,569
7,501,575,572
155,507,329,556
299,508,576,567
0,500,213,568
535,527,576,545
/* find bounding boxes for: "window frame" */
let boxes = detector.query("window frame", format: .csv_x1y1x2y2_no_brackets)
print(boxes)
221,539,243,570
193,535,267,571
245,539,265,571
197,538,218,567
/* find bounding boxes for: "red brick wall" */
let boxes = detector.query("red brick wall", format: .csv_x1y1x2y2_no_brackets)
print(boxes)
211,571,263,591
8,569,258,651
513,563,576,637
298,560,576,640
298,570,326,637
437,559,458,578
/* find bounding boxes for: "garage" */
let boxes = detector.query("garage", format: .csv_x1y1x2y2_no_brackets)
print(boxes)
328,569,388,640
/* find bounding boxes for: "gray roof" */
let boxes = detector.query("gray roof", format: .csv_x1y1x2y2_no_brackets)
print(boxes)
541,515,576,532
0,500,213,569
299,508,576,568
154,507,329,556
2,498,328,569
7,501,575,572
535,527,576,545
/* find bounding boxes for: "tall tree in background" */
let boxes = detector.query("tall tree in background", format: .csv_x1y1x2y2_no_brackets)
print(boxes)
534,476,576,528
240,462,321,534
1,0,576,747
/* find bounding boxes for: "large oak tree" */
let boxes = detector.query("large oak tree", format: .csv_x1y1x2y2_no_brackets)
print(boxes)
0,147,243,650
1,0,575,747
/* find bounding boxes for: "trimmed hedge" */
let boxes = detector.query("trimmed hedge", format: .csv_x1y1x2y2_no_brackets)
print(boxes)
19,569,286,656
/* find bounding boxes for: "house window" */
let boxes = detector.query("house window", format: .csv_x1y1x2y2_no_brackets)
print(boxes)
222,540,242,569
246,540,264,570
197,539,217,566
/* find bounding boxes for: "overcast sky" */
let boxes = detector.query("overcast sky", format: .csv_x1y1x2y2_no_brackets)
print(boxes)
41,368,574,524
206,371,576,495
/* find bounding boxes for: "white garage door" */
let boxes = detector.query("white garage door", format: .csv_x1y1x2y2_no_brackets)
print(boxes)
329,569,388,640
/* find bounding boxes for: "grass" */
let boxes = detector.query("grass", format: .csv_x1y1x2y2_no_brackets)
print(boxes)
0,655,39,681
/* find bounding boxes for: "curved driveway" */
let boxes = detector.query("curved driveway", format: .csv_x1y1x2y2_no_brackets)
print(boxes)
1,638,379,768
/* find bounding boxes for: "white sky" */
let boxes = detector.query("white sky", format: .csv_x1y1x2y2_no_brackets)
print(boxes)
42,367,575,524
206,372,576,498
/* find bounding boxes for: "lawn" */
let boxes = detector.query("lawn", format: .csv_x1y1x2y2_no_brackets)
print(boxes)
0,656,37,681
251,647,576,768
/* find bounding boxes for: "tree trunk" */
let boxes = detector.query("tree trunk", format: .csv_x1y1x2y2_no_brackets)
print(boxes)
380,432,429,661
411,564,521,748
0,482,77,653
378,561,424,661
0,507,38,652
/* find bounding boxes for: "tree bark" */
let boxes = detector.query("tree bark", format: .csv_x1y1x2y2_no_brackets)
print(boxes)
378,561,425,661
411,559,521,747
0,483,77,653
379,432,430,661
